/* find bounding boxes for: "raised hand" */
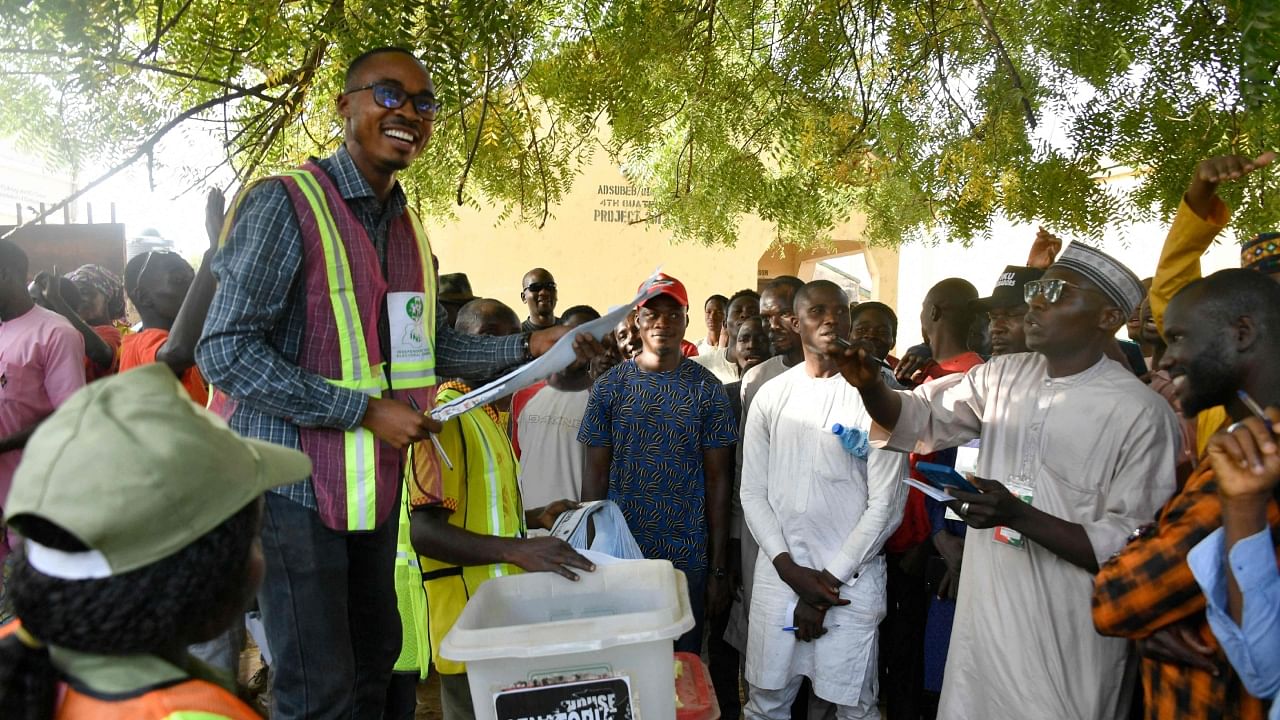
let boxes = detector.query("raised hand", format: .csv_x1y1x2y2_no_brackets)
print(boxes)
1027,226,1062,269
1186,152,1276,218
205,187,227,249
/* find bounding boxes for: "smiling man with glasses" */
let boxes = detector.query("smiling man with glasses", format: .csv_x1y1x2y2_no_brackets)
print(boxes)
519,267,559,332
196,47,597,720
837,242,1181,720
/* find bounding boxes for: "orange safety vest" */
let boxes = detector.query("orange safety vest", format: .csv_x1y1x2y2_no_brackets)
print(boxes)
0,622,260,719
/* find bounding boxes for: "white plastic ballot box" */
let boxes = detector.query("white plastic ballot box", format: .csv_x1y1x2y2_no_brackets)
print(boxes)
441,559,694,720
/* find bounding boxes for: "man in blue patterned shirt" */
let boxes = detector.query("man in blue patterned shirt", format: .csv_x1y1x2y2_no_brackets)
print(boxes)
196,47,589,720
579,272,737,654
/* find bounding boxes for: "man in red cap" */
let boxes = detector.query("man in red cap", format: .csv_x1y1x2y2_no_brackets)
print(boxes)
580,272,737,655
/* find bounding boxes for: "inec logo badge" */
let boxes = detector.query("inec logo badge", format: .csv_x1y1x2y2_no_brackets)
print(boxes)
406,295,425,320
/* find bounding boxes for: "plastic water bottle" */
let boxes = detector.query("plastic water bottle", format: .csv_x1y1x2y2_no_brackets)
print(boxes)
830,423,869,459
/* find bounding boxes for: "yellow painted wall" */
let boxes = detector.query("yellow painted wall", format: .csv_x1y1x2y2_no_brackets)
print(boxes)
425,146,896,341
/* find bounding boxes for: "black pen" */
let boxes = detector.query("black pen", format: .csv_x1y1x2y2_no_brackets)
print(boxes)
832,335,895,372
407,394,454,470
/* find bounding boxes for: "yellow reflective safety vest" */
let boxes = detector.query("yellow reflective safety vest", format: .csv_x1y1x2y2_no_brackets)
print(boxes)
420,384,527,675
393,478,429,677
266,162,438,532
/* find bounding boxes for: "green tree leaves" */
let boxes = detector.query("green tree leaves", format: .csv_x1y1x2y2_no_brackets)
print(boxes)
0,0,1274,247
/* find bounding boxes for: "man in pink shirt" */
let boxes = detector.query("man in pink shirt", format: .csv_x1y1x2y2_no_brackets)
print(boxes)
0,239,86,561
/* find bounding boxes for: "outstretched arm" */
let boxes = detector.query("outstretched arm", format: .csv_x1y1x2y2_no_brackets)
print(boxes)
410,507,595,581
1151,152,1274,334
158,188,225,376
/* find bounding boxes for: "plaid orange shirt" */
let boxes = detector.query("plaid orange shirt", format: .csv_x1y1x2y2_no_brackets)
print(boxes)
1092,459,1280,720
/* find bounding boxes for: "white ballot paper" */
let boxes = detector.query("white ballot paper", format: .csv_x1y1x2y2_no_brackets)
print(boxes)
904,477,954,503
430,269,667,423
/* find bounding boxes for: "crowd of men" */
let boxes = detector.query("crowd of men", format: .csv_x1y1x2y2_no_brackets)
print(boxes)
0,45,1277,720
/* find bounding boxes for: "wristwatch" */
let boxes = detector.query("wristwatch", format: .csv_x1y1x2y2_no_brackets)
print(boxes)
520,333,534,362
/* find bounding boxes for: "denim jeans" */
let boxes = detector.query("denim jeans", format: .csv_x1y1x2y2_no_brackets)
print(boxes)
258,491,402,720
677,569,708,654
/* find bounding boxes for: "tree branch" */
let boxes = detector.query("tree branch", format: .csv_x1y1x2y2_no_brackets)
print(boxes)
1,66,310,240
137,0,197,61
457,50,492,206
0,48,284,103
969,0,1037,129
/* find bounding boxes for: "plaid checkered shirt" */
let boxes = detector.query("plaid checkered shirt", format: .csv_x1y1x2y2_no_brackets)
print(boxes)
1092,458,1280,720
195,145,524,510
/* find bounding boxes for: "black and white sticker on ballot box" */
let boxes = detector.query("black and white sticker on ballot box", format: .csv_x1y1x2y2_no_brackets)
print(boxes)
494,675,635,720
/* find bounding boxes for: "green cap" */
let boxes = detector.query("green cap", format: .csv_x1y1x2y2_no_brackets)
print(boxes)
6,364,311,580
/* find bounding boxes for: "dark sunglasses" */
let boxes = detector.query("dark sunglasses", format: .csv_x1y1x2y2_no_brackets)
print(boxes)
523,281,557,294
345,82,441,116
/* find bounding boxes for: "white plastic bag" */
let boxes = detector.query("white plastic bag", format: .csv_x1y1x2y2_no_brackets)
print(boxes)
548,500,645,560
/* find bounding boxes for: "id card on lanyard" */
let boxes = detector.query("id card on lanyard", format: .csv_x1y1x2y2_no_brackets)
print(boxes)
388,291,433,366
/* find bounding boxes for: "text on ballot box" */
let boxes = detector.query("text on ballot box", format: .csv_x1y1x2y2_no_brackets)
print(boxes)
495,675,634,720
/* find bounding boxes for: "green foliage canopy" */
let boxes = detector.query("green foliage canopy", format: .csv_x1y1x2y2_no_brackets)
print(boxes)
0,0,1276,247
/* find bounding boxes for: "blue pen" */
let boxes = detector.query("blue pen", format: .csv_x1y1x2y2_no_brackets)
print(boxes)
782,625,841,632
1236,390,1275,434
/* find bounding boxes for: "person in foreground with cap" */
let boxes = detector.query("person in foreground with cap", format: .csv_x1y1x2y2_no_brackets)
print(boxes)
580,272,737,655
0,364,312,719
838,242,1181,720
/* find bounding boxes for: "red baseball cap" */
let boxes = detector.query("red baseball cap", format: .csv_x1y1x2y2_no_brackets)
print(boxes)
638,272,689,309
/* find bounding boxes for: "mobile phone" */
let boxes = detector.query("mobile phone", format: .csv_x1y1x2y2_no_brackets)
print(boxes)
915,461,980,495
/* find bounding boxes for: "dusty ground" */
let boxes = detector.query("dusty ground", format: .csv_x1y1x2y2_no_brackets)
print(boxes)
238,636,444,719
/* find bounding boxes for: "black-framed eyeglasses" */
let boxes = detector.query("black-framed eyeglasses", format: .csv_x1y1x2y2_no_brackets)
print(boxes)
344,82,441,116
523,281,557,294
1023,278,1106,305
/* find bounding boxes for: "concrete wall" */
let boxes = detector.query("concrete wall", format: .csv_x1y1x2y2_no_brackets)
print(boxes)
425,149,894,342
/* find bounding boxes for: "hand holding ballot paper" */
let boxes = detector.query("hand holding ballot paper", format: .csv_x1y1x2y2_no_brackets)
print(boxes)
430,269,669,423
906,463,1029,530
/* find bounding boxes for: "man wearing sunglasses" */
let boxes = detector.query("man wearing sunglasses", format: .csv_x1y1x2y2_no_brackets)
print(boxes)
519,267,559,332
196,47,598,720
838,242,1181,720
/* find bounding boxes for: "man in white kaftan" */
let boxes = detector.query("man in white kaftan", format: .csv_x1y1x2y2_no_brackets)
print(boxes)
842,243,1180,720
875,352,1178,719
741,280,909,720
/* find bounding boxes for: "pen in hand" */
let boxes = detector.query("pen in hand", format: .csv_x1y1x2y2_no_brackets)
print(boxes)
407,394,454,470
832,335,895,372
1236,390,1275,435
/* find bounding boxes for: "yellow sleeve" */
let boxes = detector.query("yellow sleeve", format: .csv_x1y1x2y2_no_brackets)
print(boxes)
1194,406,1230,459
1151,197,1231,334
437,418,466,514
